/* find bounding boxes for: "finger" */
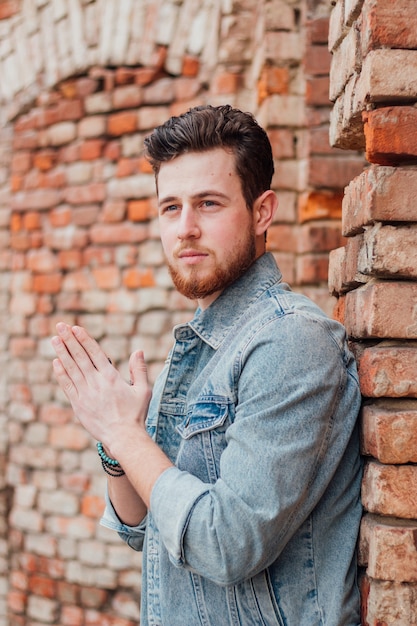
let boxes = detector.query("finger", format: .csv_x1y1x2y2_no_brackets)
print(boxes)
71,325,115,372
51,332,86,386
129,350,148,387
52,357,79,403
55,323,97,374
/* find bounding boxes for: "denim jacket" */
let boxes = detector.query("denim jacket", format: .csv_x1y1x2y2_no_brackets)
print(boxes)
101,253,362,626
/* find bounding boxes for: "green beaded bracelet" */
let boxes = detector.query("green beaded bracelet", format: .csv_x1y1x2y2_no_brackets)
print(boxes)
96,442,125,477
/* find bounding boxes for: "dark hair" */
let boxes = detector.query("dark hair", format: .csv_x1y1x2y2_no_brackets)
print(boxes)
143,104,274,210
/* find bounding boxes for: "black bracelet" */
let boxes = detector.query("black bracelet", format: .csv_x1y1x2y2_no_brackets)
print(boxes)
96,442,125,477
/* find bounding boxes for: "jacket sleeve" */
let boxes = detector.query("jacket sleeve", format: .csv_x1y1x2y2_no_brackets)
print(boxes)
100,488,147,552
150,312,361,585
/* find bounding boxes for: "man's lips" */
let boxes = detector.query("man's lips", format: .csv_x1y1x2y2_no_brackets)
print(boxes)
176,249,209,264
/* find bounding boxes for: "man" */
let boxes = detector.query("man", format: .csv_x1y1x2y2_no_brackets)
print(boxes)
52,104,362,625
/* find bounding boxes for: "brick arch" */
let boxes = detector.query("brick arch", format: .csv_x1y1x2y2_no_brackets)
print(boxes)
0,0,266,126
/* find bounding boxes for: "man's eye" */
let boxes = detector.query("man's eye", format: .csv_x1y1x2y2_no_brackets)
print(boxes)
203,200,216,208
163,205,179,213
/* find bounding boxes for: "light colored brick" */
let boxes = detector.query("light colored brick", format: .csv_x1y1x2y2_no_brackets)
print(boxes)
345,282,417,339
362,461,417,519
356,343,417,399
342,166,417,236
362,576,417,626
362,401,417,464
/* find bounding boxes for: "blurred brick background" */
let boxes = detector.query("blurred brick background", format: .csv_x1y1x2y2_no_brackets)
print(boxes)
0,0,415,624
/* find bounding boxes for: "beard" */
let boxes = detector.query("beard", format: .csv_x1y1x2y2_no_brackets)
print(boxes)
168,228,257,301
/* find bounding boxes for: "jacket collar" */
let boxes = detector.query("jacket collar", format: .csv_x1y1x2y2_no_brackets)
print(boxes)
179,253,282,349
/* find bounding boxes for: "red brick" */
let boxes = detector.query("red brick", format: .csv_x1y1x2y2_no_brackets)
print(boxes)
7,589,27,614
182,55,200,77
212,72,242,95
11,174,23,192
296,254,330,283
11,152,32,174
342,165,417,236
58,249,83,270
32,273,62,294
127,199,154,221
299,191,343,223
79,139,104,160
102,200,126,222
22,212,41,231
10,213,22,232
56,581,80,605
56,99,84,122
0,0,20,19
258,67,289,103
10,231,32,250
267,129,294,159
107,112,138,136
309,155,364,188
361,0,417,53
114,67,136,85
299,222,344,253
92,265,120,289
28,575,56,599
356,343,417,398
116,158,141,178
306,76,331,106
49,206,72,227
59,142,80,162
305,44,331,76
363,107,417,165
123,268,155,289
37,556,66,578
81,495,105,519
104,140,121,161
308,17,329,44
345,282,417,339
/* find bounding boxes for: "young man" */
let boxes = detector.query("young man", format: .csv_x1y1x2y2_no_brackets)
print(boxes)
52,105,362,625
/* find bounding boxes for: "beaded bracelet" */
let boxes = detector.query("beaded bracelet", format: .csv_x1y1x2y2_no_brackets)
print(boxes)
96,442,125,477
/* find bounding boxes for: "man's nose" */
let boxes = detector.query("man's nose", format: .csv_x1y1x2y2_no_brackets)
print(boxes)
177,206,200,240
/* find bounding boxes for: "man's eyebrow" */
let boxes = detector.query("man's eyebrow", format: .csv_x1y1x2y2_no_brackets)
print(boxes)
158,190,230,205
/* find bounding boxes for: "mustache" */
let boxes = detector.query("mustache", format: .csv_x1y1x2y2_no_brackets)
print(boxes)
174,244,212,257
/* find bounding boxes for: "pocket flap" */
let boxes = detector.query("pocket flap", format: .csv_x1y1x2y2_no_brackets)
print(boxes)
176,397,229,440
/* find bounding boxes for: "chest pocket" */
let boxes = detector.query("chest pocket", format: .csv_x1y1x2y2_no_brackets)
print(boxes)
175,397,231,484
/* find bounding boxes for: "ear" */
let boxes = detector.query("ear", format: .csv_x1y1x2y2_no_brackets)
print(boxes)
253,190,278,236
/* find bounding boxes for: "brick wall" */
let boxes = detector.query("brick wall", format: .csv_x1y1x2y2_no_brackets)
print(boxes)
0,1,364,624
328,0,417,624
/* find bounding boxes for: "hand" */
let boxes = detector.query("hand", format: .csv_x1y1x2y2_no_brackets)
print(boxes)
51,323,152,454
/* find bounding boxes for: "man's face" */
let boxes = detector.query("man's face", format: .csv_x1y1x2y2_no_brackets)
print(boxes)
157,148,258,309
